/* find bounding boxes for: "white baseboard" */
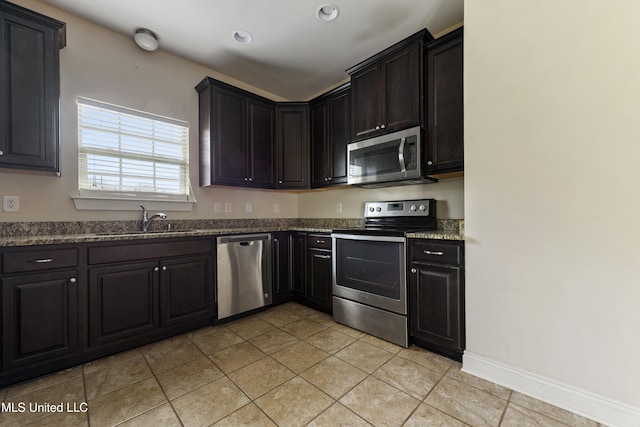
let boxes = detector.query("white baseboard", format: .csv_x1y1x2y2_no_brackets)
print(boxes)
462,351,640,427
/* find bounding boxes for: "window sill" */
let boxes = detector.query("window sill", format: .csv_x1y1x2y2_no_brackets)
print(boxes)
71,194,195,211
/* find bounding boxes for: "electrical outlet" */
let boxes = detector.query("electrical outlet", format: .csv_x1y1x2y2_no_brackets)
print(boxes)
274,203,280,213
3,196,19,212
336,202,342,213
224,203,232,213
245,203,252,213
213,202,221,213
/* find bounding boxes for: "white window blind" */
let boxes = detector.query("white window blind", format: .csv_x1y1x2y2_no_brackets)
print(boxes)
77,97,190,199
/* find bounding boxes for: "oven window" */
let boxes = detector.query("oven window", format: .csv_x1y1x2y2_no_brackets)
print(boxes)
335,239,403,299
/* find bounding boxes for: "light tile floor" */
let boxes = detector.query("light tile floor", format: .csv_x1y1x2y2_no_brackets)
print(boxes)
0,302,601,427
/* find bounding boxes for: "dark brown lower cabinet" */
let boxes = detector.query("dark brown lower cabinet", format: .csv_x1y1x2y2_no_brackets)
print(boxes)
87,239,215,354
1,270,79,370
291,233,307,298
160,255,214,327
89,261,158,348
306,244,332,312
409,239,464,361
272,232,292,305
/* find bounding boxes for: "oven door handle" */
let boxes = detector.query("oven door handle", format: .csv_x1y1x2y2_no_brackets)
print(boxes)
398,137,407,172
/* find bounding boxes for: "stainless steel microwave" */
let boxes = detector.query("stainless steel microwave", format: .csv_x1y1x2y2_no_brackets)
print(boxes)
346,126,437,187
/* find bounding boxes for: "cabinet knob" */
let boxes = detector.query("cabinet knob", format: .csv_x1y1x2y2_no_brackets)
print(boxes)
154,266,160,272
279,180,283,184
327,177,332,180
162,266,167,271
427,160,433,165
69,277,77,284
375,125,380,130
380,124,386,129
0,150,4,156
411,268,417,273
248,177,253,181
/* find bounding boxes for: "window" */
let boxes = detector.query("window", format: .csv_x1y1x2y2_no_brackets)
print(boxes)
75,97,192,209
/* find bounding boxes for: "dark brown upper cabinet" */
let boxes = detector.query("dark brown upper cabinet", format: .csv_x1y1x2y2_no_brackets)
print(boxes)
347,29,433,142
425,27,464,174
276,103,309,189
310,83,350,188
196,77,276,189
0,2,65,174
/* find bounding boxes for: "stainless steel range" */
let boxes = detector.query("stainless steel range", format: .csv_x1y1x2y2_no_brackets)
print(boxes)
331,199,437,347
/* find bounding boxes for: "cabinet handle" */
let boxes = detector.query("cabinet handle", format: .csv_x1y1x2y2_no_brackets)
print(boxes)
28,258,54,263
162,266,167,271
424,250,444,256
411,268,417,273
316,240,326,244
380,124,386,129
154,266,160,272
69,277,77,283
315,254,331,259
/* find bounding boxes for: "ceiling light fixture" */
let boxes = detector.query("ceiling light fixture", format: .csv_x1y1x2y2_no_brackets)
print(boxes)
233,30,253,44
317,4,339,22
134,28,159,51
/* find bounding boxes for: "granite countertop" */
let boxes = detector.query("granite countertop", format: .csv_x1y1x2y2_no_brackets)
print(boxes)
0,218,464,247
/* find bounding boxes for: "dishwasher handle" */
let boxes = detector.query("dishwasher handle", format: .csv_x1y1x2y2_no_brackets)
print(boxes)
217,234,271,244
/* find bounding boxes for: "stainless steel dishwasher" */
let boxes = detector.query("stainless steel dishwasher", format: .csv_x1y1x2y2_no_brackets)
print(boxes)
216,233,272,319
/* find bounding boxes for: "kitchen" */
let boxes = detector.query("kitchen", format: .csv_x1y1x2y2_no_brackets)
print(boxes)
1,0,639,426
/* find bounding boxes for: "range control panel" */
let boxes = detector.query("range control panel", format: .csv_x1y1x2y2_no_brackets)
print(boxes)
364,199,436,218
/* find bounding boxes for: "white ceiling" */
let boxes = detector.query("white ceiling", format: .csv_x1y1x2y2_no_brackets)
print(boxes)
41,0,463,100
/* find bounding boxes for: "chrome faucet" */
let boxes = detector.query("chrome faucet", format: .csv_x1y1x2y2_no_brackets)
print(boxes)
140,205,167,232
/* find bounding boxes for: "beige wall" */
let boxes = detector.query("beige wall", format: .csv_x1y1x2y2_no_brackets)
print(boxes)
298,177,464,218
0,0,464,223
464,0,640,416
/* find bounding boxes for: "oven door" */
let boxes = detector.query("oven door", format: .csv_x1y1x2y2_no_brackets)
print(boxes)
331,233,406,314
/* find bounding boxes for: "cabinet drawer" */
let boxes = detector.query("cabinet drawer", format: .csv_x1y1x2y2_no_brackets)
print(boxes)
2,248,78,274
88,239,213,265
410,240,462,266
307,234,332,250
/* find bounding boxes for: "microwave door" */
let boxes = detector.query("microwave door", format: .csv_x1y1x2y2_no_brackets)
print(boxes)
348,139,403,184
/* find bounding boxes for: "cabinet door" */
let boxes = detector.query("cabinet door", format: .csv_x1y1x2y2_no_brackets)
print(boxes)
89,261,158,347
276,104,309,189
307,249,332,312
211,85,247,185
0,8,64,172
247,97,276,188
1,271,78,370
426,28,464,173
310,101,329,187
291,233,306,297
160,255,214,327
383,43,421,133
272,232,292,305
409,263,463,353
351,62,382,140
327,88,350,185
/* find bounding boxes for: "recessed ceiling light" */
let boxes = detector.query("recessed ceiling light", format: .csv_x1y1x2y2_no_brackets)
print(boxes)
233,30,253,44
317,4,339,22
133,28,159,51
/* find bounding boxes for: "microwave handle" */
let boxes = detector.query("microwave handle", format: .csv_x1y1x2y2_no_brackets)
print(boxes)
398,137,407,172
